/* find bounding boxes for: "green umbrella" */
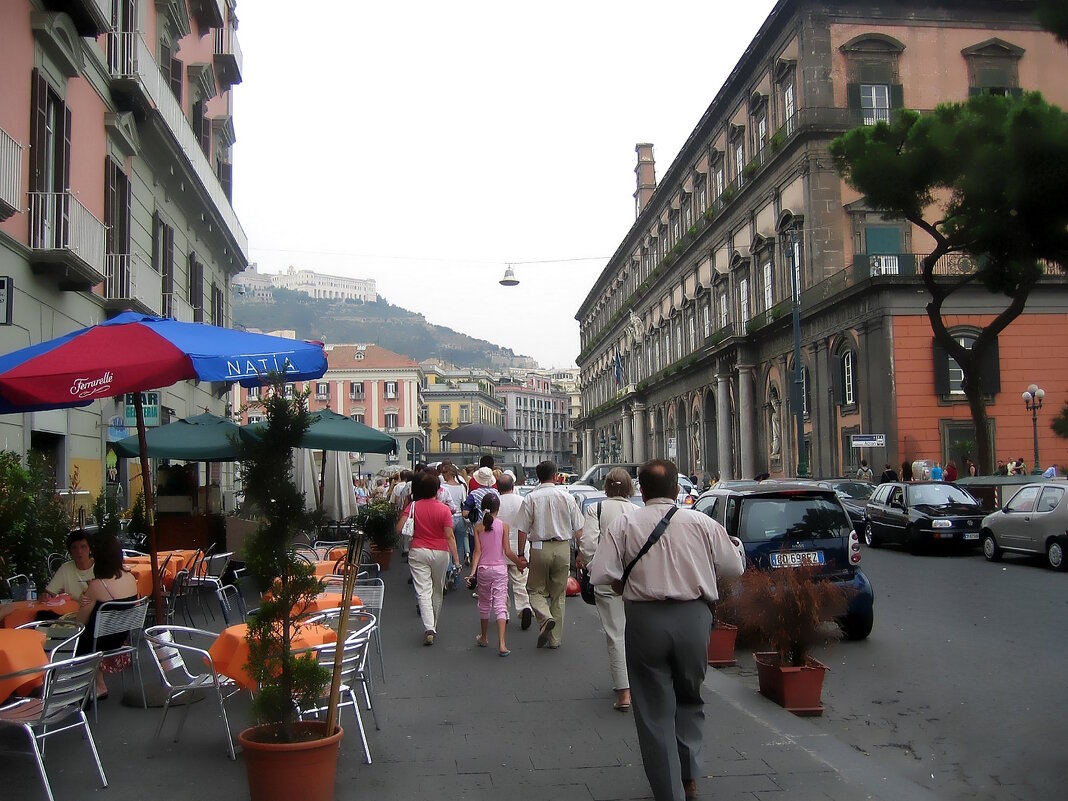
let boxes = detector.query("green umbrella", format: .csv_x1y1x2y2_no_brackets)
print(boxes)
111,412,247,461
243,408,398,454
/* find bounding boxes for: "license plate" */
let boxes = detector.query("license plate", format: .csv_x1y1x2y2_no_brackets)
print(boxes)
964,532,979,540
770,551,825,568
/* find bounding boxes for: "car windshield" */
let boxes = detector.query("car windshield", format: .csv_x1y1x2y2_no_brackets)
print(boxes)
832,481,876,500
909,484,978,507
737,496,851,542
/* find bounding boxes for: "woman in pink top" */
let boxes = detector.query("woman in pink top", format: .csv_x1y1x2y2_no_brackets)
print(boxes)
398,471,459,646
468,493,522,656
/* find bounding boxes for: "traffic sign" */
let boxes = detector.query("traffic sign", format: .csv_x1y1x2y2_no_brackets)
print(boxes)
850,433,886,448
405,437,424,456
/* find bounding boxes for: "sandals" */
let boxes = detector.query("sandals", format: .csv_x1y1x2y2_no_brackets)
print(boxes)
613,701,631,712
498,649,511,657
475,636,488,648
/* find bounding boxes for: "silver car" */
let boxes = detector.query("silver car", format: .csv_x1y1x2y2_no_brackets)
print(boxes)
980,482,1068,570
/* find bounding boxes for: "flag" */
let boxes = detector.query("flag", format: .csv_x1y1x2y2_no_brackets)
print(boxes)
614,350,623,387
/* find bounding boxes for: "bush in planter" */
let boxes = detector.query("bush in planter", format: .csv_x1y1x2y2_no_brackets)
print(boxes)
0,450,73,590
358,498,399,551
237,379,330,741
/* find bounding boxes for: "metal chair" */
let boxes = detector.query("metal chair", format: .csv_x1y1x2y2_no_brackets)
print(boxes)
187,552,232,622
354,577,386,681
165,569,194,627
144,625,243,760
121,549,147,559
88,597,150,720
15,620,84,663
215,584,248,625
6,574,30,600
0,653,107,801
313,539,349,560
292,543,319,564
46,553,67,575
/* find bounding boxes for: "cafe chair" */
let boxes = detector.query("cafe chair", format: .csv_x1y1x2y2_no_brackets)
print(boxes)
215,584,249,626
15,621,85,663
164,569,194,627
296,627,376,764
292,543,319,564
354,577,386,681
313,539,349,560
46,553,67,575
0,653,108,801
5,574,30,600
121,549,147,559
88,597,150,721
144,625,243,761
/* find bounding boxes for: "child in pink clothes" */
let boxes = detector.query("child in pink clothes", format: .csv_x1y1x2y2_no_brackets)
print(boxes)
468,493,522,656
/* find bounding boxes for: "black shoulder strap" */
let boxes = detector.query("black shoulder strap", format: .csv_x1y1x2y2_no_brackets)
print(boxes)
619,506,678,588
597,500,603,522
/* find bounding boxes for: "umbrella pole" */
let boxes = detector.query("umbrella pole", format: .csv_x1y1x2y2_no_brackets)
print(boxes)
135,394,164,624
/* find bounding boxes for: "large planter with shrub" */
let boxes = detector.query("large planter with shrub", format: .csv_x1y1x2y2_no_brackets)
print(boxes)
358,499,399,570
239,721,344,801
706,623,738,667
753,651,829,715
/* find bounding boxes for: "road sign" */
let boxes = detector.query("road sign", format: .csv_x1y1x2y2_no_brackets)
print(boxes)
850,433,886,448
405,437,424,456
667,436,677,459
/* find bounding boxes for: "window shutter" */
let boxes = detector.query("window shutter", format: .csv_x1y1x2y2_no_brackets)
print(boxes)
846,82,861,109
932,339,950,395
969,87,983,97
831,353,844,405
217,161,232,200
170,57,183,103
199,113,211,157
29,69,47,194
890,84,904,111
104,158,116,252
979,337,1001,394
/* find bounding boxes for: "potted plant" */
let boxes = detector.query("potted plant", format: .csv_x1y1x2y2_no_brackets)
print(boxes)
359,498,399,569
235,379,342,801
0,450,73,592
707,577,739,667
732,562,849,715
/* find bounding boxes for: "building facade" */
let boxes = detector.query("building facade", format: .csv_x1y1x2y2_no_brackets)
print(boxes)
267,265,376,303
0,0,246,501
576,0,1068,481
496,375,573,472
422,365,505,465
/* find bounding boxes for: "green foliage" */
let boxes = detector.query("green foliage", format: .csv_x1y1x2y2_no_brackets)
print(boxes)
358,499,400,550
238,377,329,736
92,490,122,539
1052,402,1068,440
127,491,148,537
0,451,72,590
1037,0,1068,45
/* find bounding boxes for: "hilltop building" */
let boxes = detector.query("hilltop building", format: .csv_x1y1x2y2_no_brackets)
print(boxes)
233,264,377,303
576,0,1068,481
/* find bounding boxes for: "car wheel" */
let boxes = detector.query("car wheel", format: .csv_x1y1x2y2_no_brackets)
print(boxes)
864,522,880,548
839,608,874,641
1046,539,1067,571
982,532,1002,562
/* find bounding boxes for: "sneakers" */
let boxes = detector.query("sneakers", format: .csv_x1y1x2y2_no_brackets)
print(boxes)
520,608,533,630
424,631,435,646
536,618,556,648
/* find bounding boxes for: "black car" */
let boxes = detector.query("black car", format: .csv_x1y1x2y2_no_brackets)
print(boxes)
864,481,983,553
694,482,874,640
810,478,877,532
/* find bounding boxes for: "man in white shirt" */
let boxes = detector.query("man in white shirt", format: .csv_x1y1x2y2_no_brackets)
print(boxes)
590,459,745,801
43,530,96,601
496,472,532,629
515,460,583,648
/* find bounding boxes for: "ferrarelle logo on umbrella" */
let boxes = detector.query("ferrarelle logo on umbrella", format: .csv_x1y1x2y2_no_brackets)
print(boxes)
70,372,114,399
224,355,297,379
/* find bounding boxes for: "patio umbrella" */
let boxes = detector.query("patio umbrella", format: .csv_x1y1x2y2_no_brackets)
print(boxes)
244,408,398,453
292,447,318,513
0,311,328,621
443,423,519,450
321,450,356,522
111,412,247,461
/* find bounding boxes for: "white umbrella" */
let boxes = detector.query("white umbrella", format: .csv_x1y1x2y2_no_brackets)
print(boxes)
321,450,356,521
291,447,318,512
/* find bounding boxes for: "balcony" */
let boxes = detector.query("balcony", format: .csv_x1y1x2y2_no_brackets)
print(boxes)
103,252,161,315
189,0,225,29
0,126,21,221
165,292,196,322
106,31,248,260
43,0,110,37
213,24,243,89
28,191,106,290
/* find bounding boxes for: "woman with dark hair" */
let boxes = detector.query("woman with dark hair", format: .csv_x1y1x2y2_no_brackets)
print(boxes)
901,460,914,482
468,493,522,656
398,470,459,646
76,534,139,698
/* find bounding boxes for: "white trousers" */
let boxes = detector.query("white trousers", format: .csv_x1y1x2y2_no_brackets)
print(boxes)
409,547,449,633
595,587,628,690
507,563,530,615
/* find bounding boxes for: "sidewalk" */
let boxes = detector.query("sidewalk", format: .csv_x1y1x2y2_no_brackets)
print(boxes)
2,568,942,801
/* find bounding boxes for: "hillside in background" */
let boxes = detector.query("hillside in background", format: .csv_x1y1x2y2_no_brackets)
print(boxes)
233,288,536,369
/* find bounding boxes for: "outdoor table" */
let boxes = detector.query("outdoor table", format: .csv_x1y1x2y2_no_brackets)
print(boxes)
124,549,196,588
123,564,154,597
208,622,337,692
299,592,363,616
0,597,80,629
327,546,348,561
0,628,48,703
313,561,336,577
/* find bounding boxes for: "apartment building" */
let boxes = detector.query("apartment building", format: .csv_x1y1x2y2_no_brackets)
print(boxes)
496,375,573,472
422,365,504,465
0,0,245,495
576,0,1068,480
267,265,377,303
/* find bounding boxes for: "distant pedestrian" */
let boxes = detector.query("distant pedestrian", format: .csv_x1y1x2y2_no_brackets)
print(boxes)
468,493,522,657
856,459,874,481
1043,464,1059,478
399,471,459,646
945,461,958,482
965,458,978,477
495,473,533,629
879,464,898,484
996,460,1008,476
930,462,944,481
590,459,745,801
901,461,914,482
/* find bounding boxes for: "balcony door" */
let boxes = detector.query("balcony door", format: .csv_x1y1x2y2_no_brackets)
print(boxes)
864,226,902,276
108,0,136,75
29,70,70,249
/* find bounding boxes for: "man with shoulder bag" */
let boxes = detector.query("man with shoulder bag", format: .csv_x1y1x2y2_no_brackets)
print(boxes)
589,459,745,801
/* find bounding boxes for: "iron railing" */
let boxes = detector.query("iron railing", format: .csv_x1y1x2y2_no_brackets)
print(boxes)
104,252,161,312
0,125,22,218
28,191,105,276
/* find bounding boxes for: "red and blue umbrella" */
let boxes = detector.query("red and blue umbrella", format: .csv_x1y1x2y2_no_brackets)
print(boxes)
0,311,328,621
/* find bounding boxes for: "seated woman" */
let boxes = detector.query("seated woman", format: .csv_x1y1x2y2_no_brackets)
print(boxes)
76,534,138,699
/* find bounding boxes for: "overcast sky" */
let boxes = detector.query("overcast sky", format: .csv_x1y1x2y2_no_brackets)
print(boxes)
233,0,780,368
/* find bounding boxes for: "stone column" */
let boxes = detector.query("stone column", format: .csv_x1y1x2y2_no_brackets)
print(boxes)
716,371,734,479
622,408,634,462
582,427,594,472
632,402,647,463
738,364,756,479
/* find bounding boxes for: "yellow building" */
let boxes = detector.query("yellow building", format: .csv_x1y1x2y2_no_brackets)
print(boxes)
423,369,504,464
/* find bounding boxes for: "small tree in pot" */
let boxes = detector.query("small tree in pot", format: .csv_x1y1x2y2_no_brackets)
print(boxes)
358,498,399,569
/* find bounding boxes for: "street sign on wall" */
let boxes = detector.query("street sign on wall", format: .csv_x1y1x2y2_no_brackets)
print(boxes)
124,392,160,428
851,433,886,448
667,436,678,459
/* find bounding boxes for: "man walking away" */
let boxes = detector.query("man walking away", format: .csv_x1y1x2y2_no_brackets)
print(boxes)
879,464,898,484
515,460,583,649
856,459,874,481
496,472,533,629
590,459,745,801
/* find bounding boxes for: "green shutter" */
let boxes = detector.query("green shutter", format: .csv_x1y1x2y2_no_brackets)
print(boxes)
847,83,861,109
978,338,1001,394
831,354,844,406
890,84,904,111
932,340,950,395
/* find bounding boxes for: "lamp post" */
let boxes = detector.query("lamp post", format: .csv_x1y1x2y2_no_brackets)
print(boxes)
609,432,619,462
789,228,808,477
599,431,607,462
1022,384,1045,474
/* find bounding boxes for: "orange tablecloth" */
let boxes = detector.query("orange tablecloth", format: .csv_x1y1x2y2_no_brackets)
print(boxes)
124,549,201,589
124,565,154,598
0,629,48,703
208,622,338,692
0,598,80,629
299,593,363,616
313,561,337,577
327,547,348,561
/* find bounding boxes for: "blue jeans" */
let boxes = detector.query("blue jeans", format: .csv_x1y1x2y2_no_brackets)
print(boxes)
451,515,471,573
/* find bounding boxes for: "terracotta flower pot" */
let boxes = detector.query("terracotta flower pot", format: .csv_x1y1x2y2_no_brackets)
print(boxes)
753,651,828,716
706,623,738,667
239,721,343,801
370,545,393,571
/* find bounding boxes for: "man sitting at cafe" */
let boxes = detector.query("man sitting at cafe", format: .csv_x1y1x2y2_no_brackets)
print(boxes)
42,530,95,601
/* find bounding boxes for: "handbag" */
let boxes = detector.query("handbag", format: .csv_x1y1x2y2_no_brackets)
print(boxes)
578,501,603,605
401,501,415,554
610,506,679,595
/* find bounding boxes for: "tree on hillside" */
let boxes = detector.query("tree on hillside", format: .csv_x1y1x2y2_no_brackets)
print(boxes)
1037,0,1068,44
830,93,1068,473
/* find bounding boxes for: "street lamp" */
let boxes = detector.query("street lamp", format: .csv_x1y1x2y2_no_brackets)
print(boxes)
1022,384,1045,474
599,430,607,462
609,432,618,462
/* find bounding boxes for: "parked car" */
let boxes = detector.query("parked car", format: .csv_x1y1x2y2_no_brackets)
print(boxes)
693,482,874,640
980,482,1068,570
864,481,983,553
572,463,641,489
676,475,700,507
811,478,877,532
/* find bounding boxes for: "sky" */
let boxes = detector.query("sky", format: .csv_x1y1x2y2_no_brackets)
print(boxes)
233,0,781,368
